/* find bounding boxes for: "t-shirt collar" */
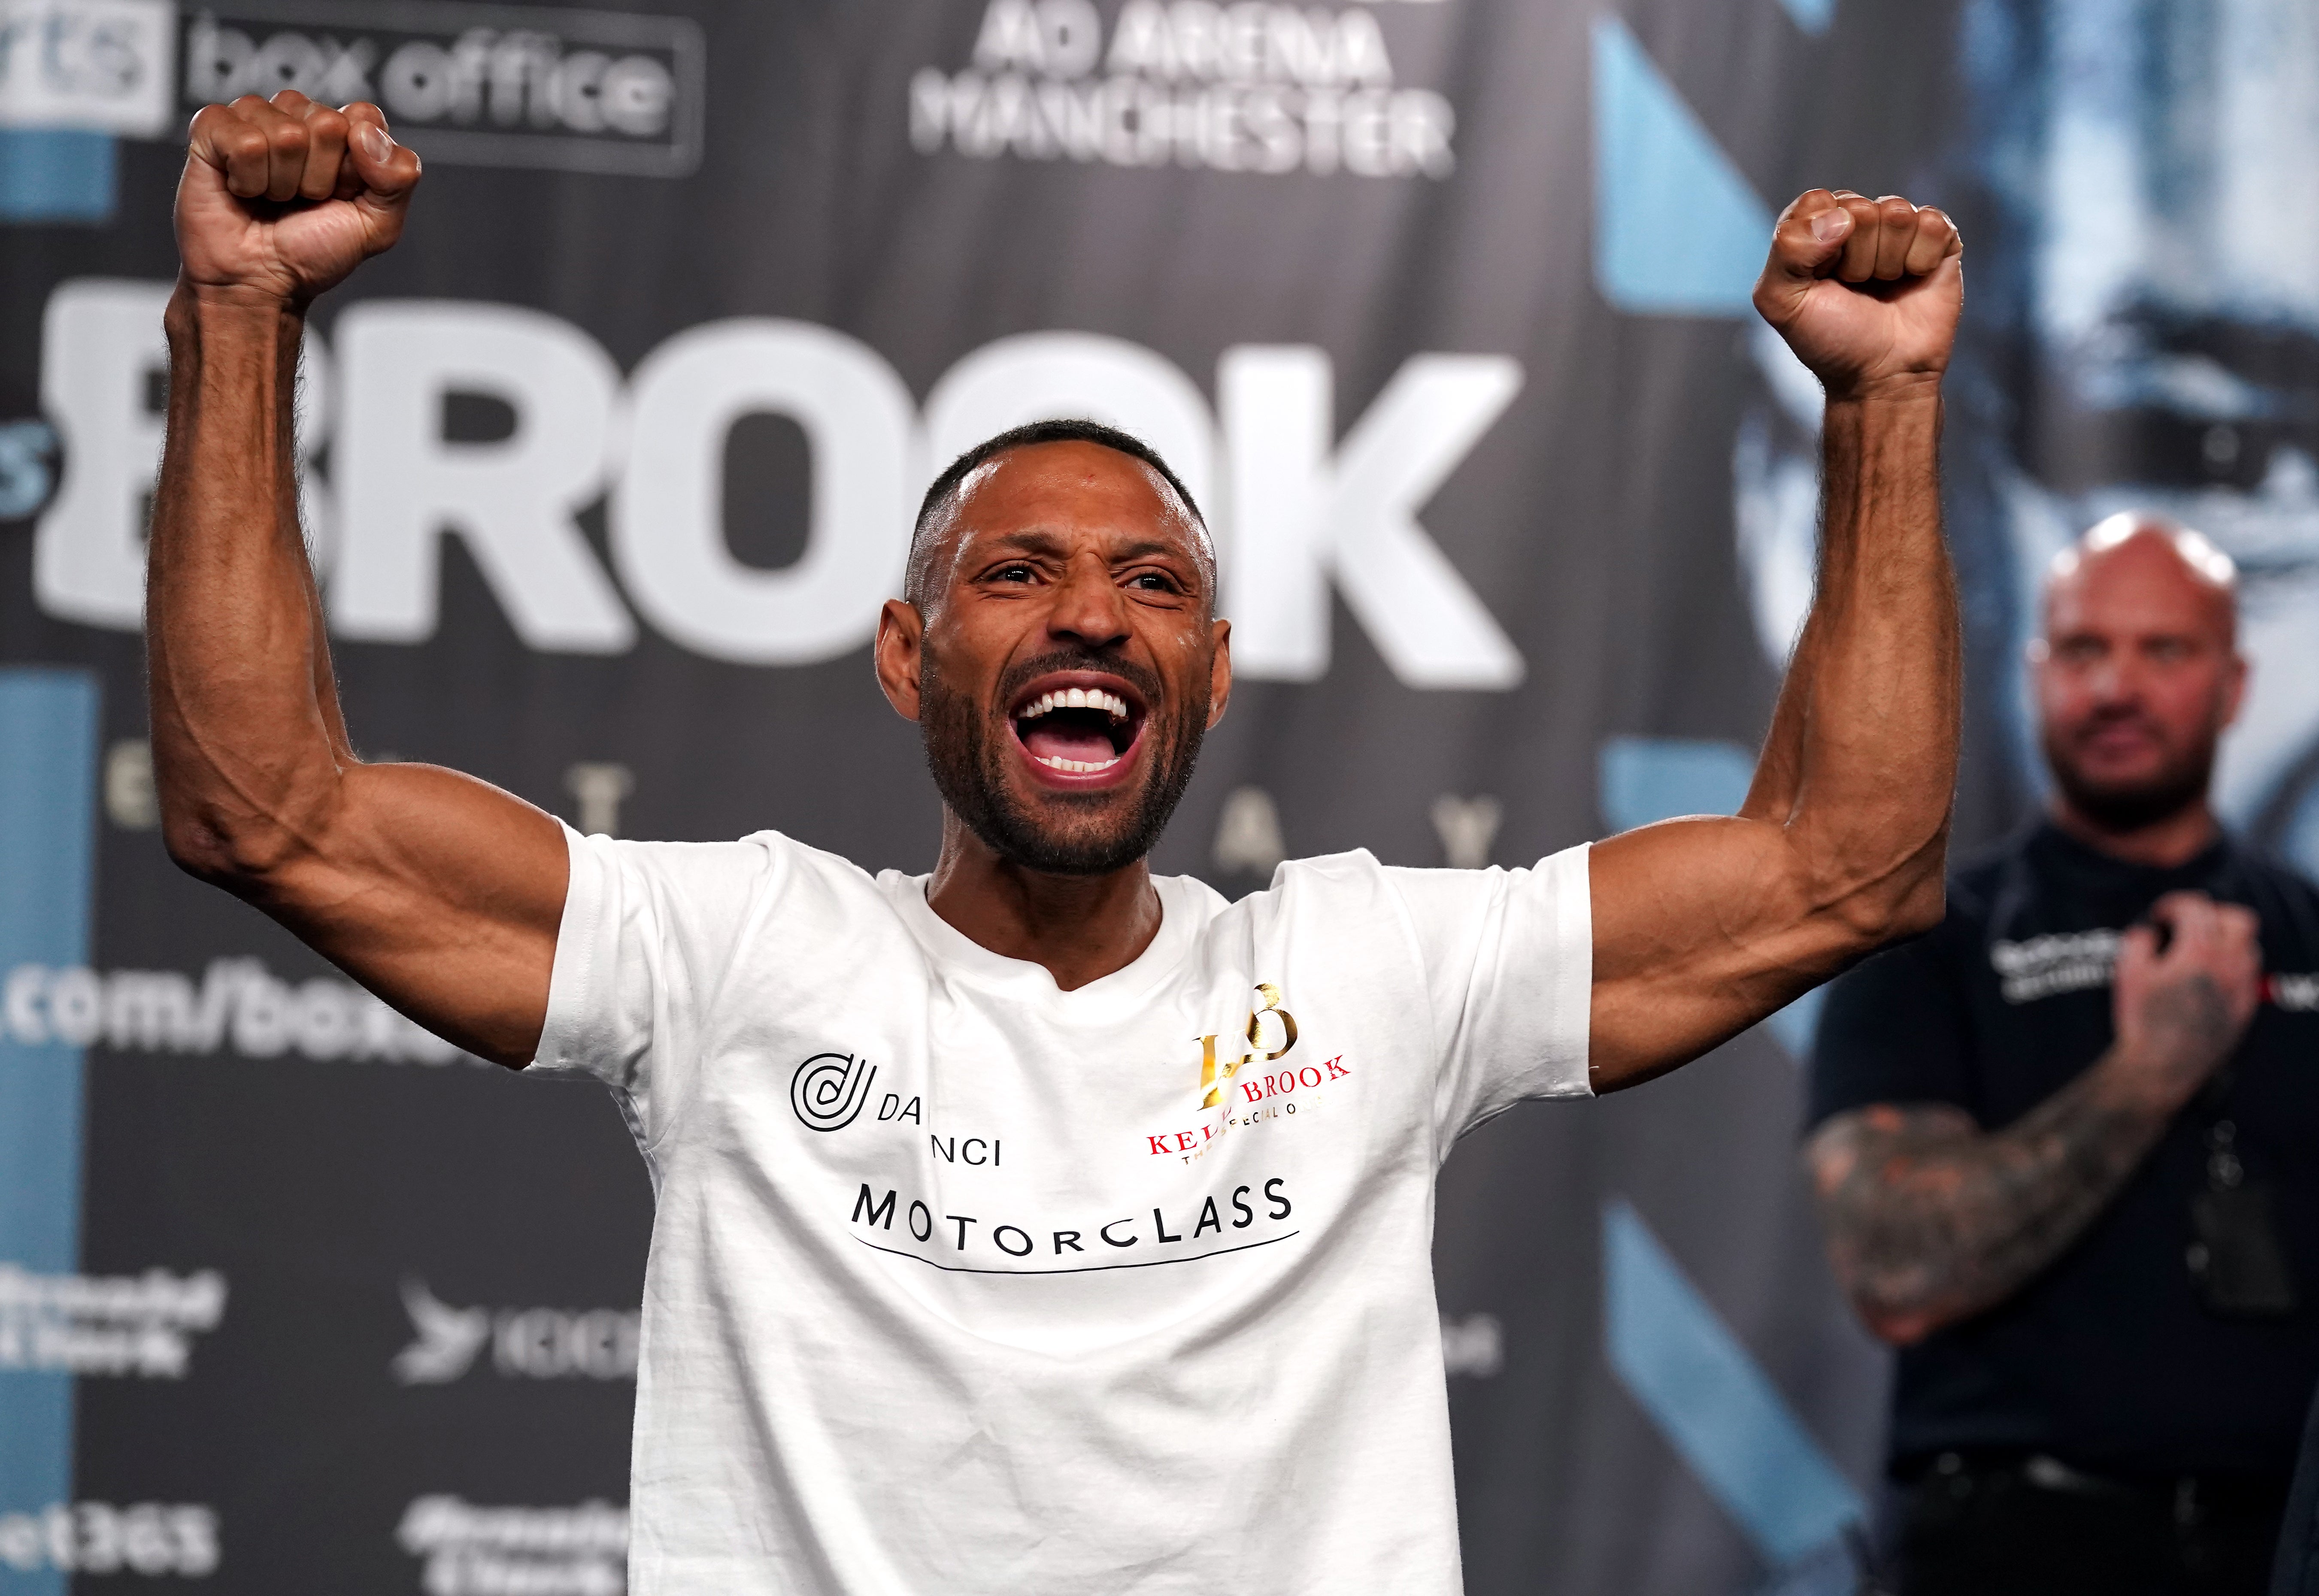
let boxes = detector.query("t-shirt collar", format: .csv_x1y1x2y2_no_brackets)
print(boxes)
876,867,1210,1015
2028,816,2234,891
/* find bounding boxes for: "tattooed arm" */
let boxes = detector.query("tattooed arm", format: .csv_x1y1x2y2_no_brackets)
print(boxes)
1805,890,2263,1344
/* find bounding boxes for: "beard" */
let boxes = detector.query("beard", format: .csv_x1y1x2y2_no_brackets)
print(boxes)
2042,712,2218,833
919,647,1208,876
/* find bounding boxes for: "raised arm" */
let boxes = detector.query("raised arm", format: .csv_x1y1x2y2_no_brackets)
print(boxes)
1806,892,2260,1342
150,91,566,1068
1588,191,1964,1090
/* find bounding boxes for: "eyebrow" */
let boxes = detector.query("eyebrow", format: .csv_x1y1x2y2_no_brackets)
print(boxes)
972,529,1205,575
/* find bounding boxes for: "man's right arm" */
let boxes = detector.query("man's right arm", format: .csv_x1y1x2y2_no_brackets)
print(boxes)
1805,890,2262,1343
150,91,567,1068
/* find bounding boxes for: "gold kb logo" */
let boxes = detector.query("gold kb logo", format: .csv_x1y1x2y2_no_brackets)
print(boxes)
1199,984,1299,1108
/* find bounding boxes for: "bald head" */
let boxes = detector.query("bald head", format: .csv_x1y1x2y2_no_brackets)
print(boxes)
2031,513,2246,835
2041,514,2237,650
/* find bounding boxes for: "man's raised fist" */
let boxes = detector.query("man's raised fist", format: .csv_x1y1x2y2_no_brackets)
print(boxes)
1754,189,1963,403
175,91,423,307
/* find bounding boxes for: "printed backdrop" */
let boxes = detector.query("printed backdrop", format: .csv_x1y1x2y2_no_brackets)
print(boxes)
3,0,2317,1591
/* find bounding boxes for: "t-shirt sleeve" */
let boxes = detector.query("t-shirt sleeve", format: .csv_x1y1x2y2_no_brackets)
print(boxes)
1384,844,1595,1143
1806,920,1975,1129
529,824,783,1142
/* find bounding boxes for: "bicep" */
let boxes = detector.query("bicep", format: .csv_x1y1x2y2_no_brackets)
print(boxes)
1588,815,1855,1089
249,761,568,1067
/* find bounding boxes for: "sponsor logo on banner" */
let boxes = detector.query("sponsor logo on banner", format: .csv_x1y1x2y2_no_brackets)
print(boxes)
912,0,1456,177
1,957,479,1064
396,1496,627,1596
0,1264,226,1378
789,1051,877,1132
392,1279,640,1385
0,1502,221,1578
35,283,1526,690
0,0,176,135
178,0,704,176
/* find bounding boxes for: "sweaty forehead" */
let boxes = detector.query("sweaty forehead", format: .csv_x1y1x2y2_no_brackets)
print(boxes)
916,441,1216,603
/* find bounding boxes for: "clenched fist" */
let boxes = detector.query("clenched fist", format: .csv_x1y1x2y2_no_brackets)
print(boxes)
1754,189,1962,403
176,91,422,307
2110,890,2263,1115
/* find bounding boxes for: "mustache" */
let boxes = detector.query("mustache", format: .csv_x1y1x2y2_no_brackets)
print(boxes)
2065,705,2169,742
990,648,1167,716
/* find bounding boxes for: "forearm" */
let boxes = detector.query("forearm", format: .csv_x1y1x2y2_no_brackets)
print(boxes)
1808,1062,2170,1342
148,286,350,884
1747,393,1959,939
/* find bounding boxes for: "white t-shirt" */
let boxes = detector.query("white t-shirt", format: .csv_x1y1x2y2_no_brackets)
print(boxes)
534,826,1593,1596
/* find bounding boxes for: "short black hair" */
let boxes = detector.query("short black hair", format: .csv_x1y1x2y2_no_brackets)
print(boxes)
904,418,1209,610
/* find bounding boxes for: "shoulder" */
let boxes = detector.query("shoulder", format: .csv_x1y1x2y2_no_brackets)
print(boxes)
2227,840,2319,936
565,827,882,927
2233,840,2319,902
1247,847,1590,950
1195,851,1414,945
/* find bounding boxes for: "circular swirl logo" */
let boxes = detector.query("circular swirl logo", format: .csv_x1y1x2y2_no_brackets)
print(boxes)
790,1052,877,1132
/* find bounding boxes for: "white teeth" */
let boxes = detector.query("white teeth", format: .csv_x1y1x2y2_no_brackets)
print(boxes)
1034,753,1122,774
1015,687,1134,723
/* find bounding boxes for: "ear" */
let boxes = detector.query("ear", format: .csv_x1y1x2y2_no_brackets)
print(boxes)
1206,618,1233,729
875,599,926,721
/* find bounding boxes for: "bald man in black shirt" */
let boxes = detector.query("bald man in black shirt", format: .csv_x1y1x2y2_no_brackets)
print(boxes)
1807,516,2319,1595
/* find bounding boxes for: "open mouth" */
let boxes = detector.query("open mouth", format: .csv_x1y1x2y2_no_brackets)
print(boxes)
1009,679,1146,778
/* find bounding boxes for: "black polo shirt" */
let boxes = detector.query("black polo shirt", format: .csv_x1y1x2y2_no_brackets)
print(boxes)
1808,821,2319,1479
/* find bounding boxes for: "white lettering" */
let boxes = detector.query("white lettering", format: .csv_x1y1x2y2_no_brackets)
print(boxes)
1222,347,1522,686
35,280,331,630
611,319,913,663
923,331,1217,523
332,302,633,652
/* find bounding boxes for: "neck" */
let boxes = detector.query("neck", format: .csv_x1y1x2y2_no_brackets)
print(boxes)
2047,792,2221,869
924,811,1163,990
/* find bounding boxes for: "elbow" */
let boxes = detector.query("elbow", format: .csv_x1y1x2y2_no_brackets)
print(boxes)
159,801,304,894
160,808,256,888
1880,870,1948,943
1823,849,1949,956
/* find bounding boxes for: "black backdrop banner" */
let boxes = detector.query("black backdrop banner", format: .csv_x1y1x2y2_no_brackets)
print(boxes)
6,0,2318,1591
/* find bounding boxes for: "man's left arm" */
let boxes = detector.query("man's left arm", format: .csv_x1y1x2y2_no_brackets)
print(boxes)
1588,191,1964,1092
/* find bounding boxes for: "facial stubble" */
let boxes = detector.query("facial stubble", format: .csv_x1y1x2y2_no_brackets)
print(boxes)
2042,712,2220,833
919,648,1209,876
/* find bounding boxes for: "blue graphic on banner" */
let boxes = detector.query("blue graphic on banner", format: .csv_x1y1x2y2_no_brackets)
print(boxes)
1598,733,1755,831
0,668,99,1589
0,130,118,224
1603,1198,1865,1569
1776,0,1835,38
1597,736,1827,1054
1591,16,1773,316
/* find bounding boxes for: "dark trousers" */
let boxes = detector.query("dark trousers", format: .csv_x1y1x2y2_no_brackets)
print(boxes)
1894,1454,2290,1596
